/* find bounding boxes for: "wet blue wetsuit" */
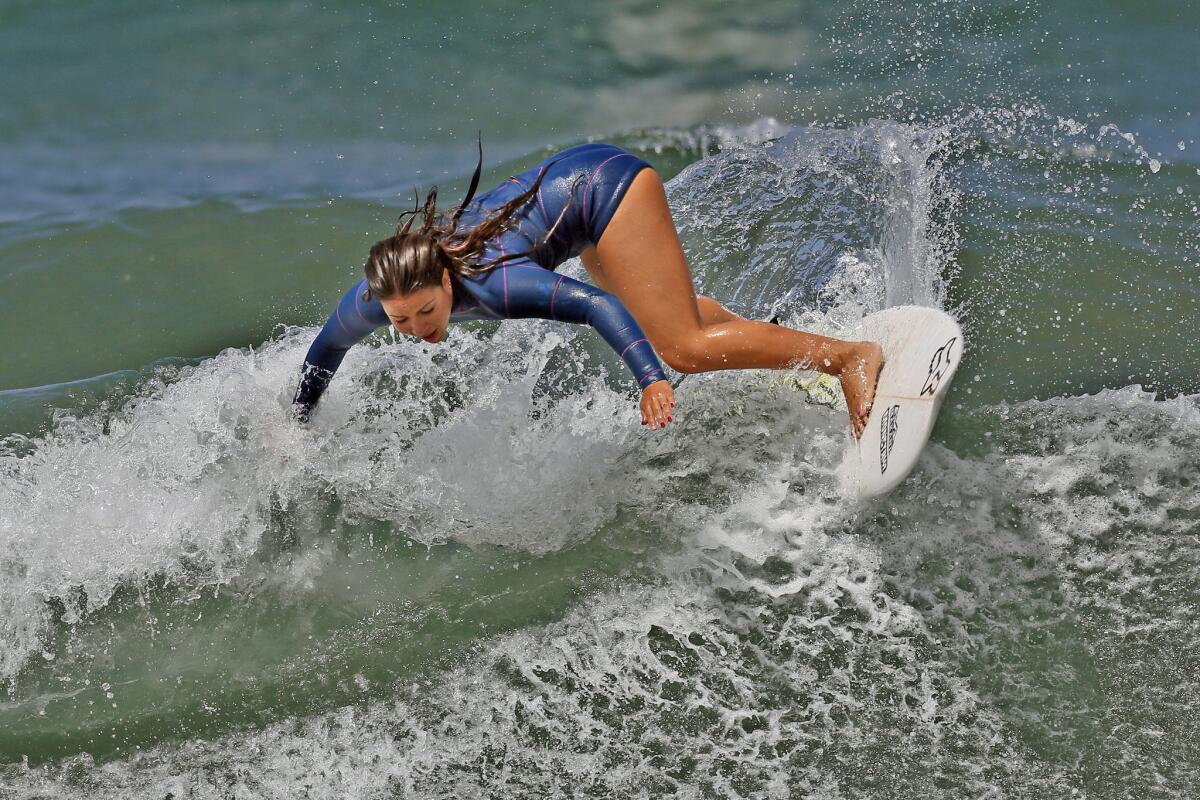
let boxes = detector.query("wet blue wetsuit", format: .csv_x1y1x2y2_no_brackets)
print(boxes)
293,143,667,415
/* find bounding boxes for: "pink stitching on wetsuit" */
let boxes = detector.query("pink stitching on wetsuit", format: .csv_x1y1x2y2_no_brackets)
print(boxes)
619,338,648,358
498,233,511,316
582,152,633,232
502,267,510,316
335,305,354,336
549,274,565,320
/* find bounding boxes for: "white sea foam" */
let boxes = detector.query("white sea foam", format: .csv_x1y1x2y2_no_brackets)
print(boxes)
4,574,1075,799
0,324,641,686
11,382,1198,797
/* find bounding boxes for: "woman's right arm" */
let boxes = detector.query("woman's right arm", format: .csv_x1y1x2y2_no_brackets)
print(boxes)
293,279,389,420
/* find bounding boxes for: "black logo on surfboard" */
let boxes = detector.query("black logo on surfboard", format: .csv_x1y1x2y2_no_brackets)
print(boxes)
879,404,900,474
920,336,958,397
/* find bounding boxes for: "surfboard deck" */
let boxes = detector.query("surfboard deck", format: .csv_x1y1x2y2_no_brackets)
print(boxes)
838,306,963,498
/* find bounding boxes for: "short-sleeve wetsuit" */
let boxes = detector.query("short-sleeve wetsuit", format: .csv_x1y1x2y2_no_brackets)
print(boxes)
293,143,668,415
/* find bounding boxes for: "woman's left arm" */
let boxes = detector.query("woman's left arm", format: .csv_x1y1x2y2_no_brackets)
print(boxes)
500,265,674,428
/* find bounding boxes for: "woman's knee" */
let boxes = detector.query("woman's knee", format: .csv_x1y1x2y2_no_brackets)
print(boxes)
658,334,711,374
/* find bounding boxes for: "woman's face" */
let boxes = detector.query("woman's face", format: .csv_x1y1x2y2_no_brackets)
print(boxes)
379,268,454,343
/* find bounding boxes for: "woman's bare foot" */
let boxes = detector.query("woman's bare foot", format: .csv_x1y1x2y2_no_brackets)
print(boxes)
838,341,884,439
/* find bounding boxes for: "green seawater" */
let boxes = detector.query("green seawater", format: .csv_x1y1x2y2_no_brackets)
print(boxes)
2,1,1198,797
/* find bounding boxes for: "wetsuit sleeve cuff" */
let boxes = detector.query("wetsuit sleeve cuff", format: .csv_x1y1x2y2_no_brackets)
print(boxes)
638,368,667,389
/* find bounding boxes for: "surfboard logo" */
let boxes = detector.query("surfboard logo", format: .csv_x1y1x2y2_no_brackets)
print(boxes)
879,404,900,474
920,336,958,397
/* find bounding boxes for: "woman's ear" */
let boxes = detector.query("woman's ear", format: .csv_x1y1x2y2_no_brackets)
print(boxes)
441,267,452,293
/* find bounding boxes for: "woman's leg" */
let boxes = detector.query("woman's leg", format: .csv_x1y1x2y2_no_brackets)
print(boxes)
697,296,742,325
582,249,747,326
582,246,742,327
593,169,884,436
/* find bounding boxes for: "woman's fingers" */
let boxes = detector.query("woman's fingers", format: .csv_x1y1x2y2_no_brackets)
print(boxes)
640,381,675,430
655,386,673,428
646,398,667,428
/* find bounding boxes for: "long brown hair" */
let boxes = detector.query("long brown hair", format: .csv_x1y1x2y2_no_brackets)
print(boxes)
363,155,576,302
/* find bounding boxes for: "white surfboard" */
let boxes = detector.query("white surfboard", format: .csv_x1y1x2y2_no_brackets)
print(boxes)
839,306,963,498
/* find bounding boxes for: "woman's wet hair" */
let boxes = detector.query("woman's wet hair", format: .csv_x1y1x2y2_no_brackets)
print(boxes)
363,161,575,302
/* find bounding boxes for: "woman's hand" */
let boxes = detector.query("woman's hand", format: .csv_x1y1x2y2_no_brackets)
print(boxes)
640,380,675,429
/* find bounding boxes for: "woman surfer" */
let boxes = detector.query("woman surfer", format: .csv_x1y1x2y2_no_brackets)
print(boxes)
293,142,883,436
